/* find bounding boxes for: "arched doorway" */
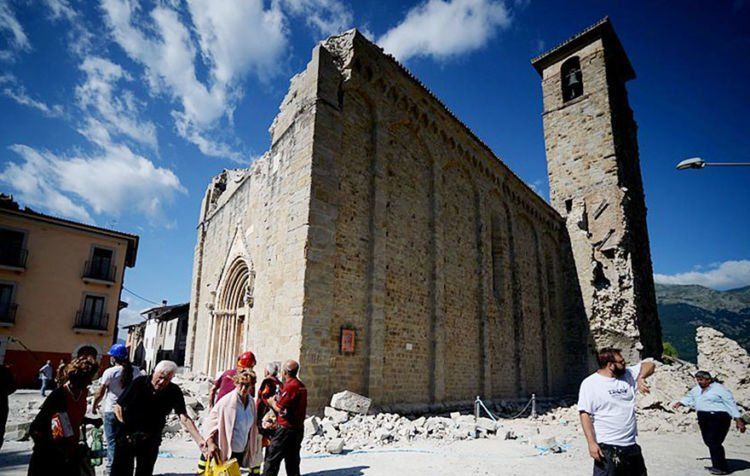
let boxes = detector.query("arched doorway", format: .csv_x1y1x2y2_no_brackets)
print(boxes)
207,258,254,376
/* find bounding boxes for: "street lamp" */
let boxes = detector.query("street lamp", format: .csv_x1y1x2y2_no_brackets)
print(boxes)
676,157,750,170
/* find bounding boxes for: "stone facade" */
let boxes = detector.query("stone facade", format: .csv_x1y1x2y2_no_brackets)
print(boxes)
532,18,662,362
187,19,660,412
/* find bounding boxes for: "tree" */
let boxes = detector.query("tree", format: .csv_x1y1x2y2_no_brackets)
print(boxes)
663,341,679,359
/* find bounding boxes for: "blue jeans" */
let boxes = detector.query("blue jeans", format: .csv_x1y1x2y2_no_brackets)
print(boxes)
39,377,51,396
104,412,122,472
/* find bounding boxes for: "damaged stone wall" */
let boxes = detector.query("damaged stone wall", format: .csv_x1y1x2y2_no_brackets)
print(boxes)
533,19,662,362
190,27,601,413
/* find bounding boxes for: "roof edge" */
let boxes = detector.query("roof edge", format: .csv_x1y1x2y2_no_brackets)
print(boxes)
531,17,635,80
0,206,140,267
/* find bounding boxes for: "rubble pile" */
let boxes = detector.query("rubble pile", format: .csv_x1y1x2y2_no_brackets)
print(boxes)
303,405,504,454
697,326,750,409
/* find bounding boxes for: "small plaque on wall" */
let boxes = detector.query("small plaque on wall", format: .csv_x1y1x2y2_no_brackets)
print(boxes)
340,327,355,354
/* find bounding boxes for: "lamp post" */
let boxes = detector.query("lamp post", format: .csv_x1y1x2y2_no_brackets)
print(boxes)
676,157,750,170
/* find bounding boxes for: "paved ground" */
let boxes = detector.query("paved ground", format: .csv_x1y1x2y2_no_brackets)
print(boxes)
3,390,749,475
2,429,749,475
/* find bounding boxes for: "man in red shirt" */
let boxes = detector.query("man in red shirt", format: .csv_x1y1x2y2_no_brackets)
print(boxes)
263,360,307,476
208,351,256,409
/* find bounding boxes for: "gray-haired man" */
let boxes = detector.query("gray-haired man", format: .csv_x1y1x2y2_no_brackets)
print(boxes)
112,360,206,476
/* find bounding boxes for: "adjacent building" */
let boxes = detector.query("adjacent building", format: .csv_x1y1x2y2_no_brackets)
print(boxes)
0,195,139,387
127,301,189,372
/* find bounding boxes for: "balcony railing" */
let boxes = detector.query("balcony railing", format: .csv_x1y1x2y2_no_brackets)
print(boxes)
74,311,109,331
0,303,17,324
0,246,28,268
82,260,116,282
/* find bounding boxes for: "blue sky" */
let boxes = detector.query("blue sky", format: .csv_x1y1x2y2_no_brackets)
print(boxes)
1,0,748,328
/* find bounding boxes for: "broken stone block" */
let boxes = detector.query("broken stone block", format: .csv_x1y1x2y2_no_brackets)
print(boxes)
530,435,558,449
184,395,202,410
450,411,460,420
304,416,321,436
320,419,337,438
326,437,345,454
452,423,476,439
5,421,30,441
475,417,498,433
162,420,182,435
330,390,371,415
324,406,349,424
374,427,391,441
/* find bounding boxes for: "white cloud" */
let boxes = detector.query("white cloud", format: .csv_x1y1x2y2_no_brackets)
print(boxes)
118,294,148,328
0,123,186,224
0,0,30,60
100,0,352,160
76,56,158,150
100,0,287,160
378,0,511,61
654,260,750,291
172,112,244,162
42,0,93,56
1,77,64,117
43,0,76,21
0,146,92,222
280,0,353,37
186,0,288,85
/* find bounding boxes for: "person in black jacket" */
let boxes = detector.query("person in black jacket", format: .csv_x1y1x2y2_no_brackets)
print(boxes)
0,362,15,450
27,357,101,476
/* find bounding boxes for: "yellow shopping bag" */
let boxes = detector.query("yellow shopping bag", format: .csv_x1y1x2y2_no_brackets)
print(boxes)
204,458,241,476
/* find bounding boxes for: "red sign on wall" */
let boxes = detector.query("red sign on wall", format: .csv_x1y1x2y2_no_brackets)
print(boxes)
340,328,355,354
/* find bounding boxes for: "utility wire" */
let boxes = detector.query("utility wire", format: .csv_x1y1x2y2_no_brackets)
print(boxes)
123,286,161,306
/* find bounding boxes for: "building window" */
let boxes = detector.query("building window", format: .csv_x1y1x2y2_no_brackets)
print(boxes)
561,57,583,102
0,228,28,268
0,283,17,324
76,294,108,330
84,247,115,281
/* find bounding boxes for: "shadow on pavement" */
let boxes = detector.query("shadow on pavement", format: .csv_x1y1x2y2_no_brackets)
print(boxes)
697,457,750,473
0,449,30,469
305,466,370,476
728,459,750,472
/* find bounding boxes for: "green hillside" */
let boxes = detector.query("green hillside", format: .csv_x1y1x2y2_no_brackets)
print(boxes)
656,283,750,362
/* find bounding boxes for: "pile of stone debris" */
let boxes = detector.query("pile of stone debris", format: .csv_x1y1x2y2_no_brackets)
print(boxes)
5,326,749,455
303,390,504,454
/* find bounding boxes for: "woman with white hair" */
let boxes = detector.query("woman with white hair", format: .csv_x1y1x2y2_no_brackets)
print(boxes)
202,369,263,473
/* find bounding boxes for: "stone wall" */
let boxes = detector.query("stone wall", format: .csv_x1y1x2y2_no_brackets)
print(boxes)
189,29,596,413
534,19,662,362
299,31,590,411
185,49,324,377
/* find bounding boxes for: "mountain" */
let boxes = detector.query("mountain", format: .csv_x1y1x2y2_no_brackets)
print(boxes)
656,283,750,362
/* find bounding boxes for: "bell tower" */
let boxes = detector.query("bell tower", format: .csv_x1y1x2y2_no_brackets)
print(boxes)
532,18,662,361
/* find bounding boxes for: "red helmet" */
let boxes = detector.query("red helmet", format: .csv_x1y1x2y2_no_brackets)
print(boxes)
237,351,256,369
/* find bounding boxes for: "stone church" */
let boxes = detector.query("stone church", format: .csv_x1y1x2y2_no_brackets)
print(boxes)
185,18,662,412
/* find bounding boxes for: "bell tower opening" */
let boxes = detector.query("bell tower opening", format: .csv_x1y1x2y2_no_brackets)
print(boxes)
561,56,583,101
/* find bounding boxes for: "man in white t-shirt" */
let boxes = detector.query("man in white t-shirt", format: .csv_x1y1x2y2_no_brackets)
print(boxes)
578,347,655,476
91,344,144,474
